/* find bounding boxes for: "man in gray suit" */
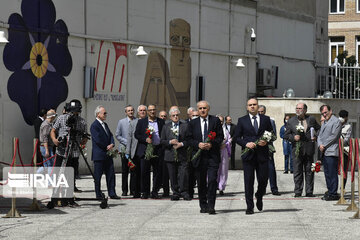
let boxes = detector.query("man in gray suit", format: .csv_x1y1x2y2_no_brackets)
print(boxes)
160,107,191,201
126,105,147,198
116,105,136,196
284,103,320,197
318,104,342,201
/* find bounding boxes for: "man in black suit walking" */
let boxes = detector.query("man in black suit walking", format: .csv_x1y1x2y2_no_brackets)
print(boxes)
135,104,165,199
235,97,273,214
186,100,223,214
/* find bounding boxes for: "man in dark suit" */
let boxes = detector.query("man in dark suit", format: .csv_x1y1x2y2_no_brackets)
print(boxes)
235,97,273,214
90,105,120,199
161,106,191,201
135,104,165,199
284,102,320,198
186,100,223,214
225,116,236,170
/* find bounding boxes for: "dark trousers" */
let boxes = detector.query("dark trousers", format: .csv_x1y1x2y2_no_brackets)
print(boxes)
293,154,314,195
243,158,269,210
195,156,219,210
140,155,161,195
121,156,136,194
132,156,141,196
230,143,236,170
93,159,116,198
268,156,278,193
166,161,189,197
188,163,196,197
284,154,293,172
323,156,339,196
160,157,170,195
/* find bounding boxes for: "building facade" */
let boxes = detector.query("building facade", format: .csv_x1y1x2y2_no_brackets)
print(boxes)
0,0,328,173
328,0,360,64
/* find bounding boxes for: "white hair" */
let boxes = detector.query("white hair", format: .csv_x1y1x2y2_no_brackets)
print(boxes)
94,105,104,117
169,108,180,116
137,104,147,112
187,107,195,114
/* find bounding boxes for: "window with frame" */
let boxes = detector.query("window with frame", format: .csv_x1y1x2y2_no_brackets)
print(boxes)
356,37,360,64
329,37,345,65
357,0,360,13
330,0,345,13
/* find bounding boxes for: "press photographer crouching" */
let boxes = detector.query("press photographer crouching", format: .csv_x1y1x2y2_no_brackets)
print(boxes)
50,99,88,207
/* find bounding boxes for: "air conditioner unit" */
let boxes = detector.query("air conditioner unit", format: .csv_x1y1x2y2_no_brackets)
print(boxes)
257,66,278,89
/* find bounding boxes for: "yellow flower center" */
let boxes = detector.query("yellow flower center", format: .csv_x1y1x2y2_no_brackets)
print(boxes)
30,42,48,78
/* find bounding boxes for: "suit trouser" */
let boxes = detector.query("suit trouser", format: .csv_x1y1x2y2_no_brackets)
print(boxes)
195,157,219,210
293,153,314,195
140,156,161,195
166,160,189,197
323,156,339,196
121,156,136,194
188,163,196,197
342,154,349,189
230,143,236,170
93,159,116,198
160,157,170,195
132,156,141,196
268,156,278,193
243,158,268,210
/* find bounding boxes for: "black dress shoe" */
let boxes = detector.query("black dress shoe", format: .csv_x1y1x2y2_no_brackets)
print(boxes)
200,208,208,213
283,171,288,174
256,198,263,211
151,192,161,199
133,194,141,198
290,171,293,174
141,193,149,199
208,208,216,215
110,195,121,199
323,195,340,201
246,209,254,215
122,192,128,196
272,191,281,196
183,195,192,201
219,191,224,195
294,193,302,197
171,195,180,201
306,193,315,197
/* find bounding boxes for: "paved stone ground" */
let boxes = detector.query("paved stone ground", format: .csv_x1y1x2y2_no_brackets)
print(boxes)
1,170,360,240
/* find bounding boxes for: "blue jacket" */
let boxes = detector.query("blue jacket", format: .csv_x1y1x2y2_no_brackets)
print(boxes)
280,125,292,155
90,119,115,161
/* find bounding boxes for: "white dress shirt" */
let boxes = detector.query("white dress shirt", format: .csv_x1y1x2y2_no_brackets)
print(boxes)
249,113,260,128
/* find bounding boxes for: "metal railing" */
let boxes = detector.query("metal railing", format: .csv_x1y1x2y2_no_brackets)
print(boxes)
316,64,360,100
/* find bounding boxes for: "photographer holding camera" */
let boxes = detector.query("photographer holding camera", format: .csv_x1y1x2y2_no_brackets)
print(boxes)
50,99,88,206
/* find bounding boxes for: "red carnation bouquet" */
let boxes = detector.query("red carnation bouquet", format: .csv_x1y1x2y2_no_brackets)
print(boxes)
311,162,321,173
128,159,136,170
191,131,216,161
145,126,158,160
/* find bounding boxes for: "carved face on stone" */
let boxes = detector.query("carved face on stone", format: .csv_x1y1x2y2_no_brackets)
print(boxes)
169,19,191,48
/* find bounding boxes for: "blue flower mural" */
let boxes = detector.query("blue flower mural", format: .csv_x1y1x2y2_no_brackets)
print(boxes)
3,0,72,125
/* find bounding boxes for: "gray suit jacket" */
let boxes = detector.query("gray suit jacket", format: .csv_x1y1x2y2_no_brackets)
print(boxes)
284,115,321,157
317,115,342,157
160,121,188,162
116,117,136,150
126,118,139,159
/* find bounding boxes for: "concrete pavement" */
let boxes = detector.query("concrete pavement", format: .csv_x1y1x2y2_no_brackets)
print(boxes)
1,170,360,240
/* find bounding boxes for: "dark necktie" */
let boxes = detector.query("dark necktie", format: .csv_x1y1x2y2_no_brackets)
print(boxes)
102,122,109,136
252,116,258,134
203,119,208,142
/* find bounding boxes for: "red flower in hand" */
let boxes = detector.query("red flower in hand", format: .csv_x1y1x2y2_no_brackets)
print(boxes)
208,131,216,141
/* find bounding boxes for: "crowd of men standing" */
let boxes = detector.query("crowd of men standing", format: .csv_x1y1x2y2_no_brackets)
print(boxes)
34,97,351,215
